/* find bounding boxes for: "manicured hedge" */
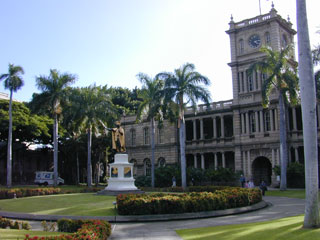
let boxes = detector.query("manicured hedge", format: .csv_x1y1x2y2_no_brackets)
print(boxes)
25,219,111,240
0,187,101,199
117,187,262,215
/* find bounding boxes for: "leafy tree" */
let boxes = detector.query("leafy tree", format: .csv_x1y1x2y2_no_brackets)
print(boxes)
68,85,116,187
0,63,24,187
157,63,211,188
297,0,320,228
136,73,164,188
32,69,76,186
249,45,299,191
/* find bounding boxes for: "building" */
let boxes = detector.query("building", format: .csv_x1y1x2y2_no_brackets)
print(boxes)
122,7,318,186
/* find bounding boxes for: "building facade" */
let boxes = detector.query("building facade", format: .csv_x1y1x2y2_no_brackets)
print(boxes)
123,7,318,186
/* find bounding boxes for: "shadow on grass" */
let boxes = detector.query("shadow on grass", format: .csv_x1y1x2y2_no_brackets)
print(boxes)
176,216,320,240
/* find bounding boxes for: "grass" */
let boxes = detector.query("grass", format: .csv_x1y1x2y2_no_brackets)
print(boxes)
0,193,117,216
0,229,62,240
266,189,307,199
176,215,320,240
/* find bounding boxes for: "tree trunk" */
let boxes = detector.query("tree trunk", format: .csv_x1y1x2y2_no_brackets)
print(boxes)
53,113,58,187
297,0,320,228
151,118,155,188
279,93,288,191
76,152,80,185
180,119,187,189
6,89,13,188
87,127,92,187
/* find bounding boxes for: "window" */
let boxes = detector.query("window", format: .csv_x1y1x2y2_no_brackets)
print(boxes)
158,157,166,167
158,128,163,144
282,34,288,48
247,70,253,91
239,39,244,54
249,112,256,133
255,71,259,90
264,110,271,132
130,129,136,146
144,127,149,145
144,158,151,176
265,32,271,45
241,72,244,92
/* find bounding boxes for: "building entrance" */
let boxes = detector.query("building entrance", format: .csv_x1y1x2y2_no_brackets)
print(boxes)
252,157,272,186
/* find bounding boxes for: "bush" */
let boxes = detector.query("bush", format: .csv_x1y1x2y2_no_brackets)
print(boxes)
135,175,151,187
26,219,111,240
287,162,305,188
0,217,30,230
116,187,262,215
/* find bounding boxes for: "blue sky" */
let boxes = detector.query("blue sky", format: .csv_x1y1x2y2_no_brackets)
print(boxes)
0,0,318,102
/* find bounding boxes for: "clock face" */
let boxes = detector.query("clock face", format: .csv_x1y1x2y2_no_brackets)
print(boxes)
248,34,261,48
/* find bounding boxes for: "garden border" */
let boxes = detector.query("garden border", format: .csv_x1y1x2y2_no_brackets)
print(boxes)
0,200,268,223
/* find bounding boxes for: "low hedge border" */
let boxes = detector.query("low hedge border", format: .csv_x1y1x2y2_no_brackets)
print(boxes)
117,187,262,215
0,187,101,199
24,219,111,240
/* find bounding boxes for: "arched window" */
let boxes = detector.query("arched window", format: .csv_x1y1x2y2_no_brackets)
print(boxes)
239,39,244,54
130,129,136,146
144,127,149,145
144,158,151,176
158,157,166,167
264,32,271,45
282,34,288,48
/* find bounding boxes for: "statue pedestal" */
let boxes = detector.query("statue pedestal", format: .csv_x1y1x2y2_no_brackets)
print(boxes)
98,154,143,195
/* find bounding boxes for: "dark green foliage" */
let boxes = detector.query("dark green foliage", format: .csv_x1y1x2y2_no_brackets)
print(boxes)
0,100,52,143
287,162,305,188
135,175,151,187
155,165,180,187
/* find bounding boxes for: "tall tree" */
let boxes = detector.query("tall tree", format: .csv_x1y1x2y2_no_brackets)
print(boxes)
296,0,320,228
33,69,76,186
249,45,299,190
249,45,299,191
69,85,116,187
136,73,164,188
0,63,24,187
157,63,211,188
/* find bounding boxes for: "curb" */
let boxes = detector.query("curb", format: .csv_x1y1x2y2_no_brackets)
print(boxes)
0,201,268,223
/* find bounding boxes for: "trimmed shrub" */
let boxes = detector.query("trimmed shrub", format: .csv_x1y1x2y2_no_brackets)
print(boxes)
116,187,262,215
287,162,305,188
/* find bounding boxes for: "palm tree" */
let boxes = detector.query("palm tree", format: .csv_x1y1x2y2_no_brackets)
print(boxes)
0,63,24,188
249,45,299,191
157,63,211,188
136,73,164,188
296,0,320,228
34,69,76,186
70,85,116,187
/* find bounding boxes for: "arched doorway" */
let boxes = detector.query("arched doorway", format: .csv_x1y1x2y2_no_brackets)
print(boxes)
252,157,272,186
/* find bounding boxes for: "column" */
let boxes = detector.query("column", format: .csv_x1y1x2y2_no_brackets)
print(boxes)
239,73,242,93
271,149,275,168
255,111,259,132
201,154,205,169
274,109,278,131
277,148,280,165
270,109,274,131
242,151,247,176
193,119,197,140
241,113,245,134
247,151,252,177
221,115,225,138
260,111,264,132
214,153,218,170
246,112,250,134
213,117,217,138
222,152,226,168
200,118,204,140
193,154,197,168
288,148,292,162
295,147,299,163
244,71,247,92
257,71,261,90
292,107,297,131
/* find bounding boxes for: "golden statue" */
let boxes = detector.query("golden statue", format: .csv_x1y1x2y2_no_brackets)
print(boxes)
108,121,126,152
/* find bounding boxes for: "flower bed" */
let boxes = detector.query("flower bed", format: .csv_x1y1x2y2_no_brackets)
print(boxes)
117,187,262,215
0,187,101,200
24,219,111,240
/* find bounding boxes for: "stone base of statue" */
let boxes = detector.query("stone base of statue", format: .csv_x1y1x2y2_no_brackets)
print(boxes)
97,153,143,196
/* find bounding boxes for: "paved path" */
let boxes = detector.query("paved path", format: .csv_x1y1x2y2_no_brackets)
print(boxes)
109,196,305,240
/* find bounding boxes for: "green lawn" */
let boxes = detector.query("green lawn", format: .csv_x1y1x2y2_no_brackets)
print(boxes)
0,229,63,240
0,193,117,216
176,215,320,240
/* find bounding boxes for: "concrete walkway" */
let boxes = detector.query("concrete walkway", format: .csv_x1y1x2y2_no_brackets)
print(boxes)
109,196,305,240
